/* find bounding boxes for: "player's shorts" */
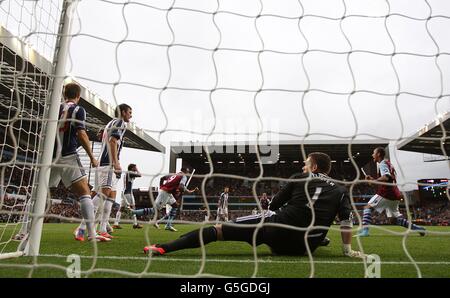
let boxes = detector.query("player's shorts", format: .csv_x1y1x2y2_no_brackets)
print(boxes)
96,166,120,192
217,207,228,215
49,154,86,188
221,211,324,256
121,192,135,207
154,190,176,210
367,194,401,218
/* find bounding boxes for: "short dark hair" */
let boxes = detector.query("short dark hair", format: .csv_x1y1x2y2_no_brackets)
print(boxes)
308,152,332,175
115,103,132,118
64,83,81,100
180,167,189,173
128,164,136,171
375,147,386,158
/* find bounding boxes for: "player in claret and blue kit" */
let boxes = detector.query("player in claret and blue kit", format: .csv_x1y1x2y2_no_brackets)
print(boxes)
356,147,426,237
133,168,198,232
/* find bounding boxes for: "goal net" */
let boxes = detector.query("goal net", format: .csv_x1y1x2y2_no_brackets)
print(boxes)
0,0,64,259
0,0,449,278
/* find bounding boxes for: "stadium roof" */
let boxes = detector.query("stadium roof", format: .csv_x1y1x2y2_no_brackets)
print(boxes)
397,111,450,156
171,139,389,168
0,26,164,153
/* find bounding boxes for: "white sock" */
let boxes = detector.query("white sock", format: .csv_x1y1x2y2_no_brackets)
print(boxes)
115,211,121,226
92,193,105,231
79,195,95,238
92,193,101,214
100,199,113,233
79,219,86,230
133,214,138,225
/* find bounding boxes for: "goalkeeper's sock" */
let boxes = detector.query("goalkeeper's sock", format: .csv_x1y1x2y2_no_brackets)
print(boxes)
79,195,95,239
100,199,113,233
115,211,121,226
159,226,217,253
133,208,154,217
165,207,178,228
362,208,372,228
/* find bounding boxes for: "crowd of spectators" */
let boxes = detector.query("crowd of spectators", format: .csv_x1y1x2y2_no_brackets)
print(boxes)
178,209,252,222
0,195,27,223
409,200,449,226
1,164,448,226
1,165,33,196
47,202,80,220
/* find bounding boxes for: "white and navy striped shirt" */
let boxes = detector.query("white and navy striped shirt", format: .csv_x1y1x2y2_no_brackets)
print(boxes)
124,171,141,194
99,118,127,166
218,192,229,209
53,102,86,158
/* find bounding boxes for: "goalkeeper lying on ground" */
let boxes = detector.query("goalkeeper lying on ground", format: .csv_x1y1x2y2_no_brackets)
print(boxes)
144,152,366,258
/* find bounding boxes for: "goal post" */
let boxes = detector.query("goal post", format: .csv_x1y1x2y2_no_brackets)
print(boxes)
24,0,79,257
0,0,79,258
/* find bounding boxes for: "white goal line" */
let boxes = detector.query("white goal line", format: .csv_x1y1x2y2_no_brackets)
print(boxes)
39,254,450,265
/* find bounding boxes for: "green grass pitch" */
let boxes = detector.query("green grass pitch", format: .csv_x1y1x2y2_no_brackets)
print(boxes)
0,224,449,278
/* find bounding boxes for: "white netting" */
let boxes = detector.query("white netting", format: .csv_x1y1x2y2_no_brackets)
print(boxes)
0,0,62,61
0,0,62,257
0,39,48,254
0,0,449,278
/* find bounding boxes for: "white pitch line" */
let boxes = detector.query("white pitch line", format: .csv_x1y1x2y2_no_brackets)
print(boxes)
39,254,450,265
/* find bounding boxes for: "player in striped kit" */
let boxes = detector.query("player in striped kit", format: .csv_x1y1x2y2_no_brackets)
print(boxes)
133,168,198,232
49,83,107,242
113,163,142,229
216,187,229,222
75,103,132,241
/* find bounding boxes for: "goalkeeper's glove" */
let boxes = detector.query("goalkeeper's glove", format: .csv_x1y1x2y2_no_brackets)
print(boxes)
343,244,367,259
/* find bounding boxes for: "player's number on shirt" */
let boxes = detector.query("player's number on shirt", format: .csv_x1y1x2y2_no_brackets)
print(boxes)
306,187,322,209
167,175,177,183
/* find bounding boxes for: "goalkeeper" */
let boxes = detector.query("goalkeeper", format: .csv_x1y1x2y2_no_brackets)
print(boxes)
144,152,366,258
